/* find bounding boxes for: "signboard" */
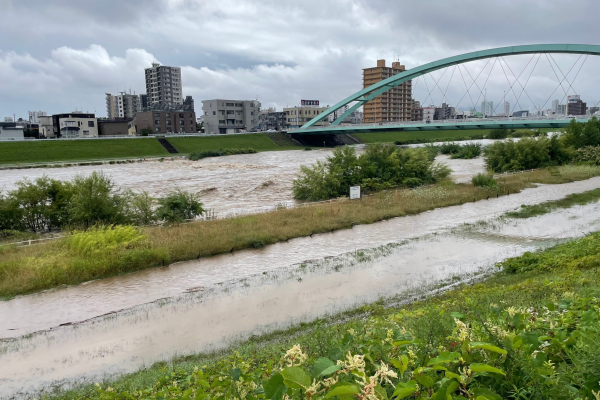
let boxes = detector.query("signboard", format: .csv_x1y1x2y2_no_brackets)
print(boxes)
350,186,361,200
301,100,320,106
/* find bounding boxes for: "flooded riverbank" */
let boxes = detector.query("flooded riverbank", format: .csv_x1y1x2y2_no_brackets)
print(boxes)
0,148,487,217
2,176,600,399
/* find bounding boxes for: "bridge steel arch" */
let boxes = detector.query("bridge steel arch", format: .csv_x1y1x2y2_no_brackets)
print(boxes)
297,44,600,132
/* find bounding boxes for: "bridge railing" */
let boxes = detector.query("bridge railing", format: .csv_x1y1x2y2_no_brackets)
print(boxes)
292,115,587,132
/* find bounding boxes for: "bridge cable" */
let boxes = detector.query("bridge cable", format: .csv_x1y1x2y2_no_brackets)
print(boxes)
422,67,451,107
459,59,495,109
494,54,537,115
421,73,433,106
455,64,477,111
502,54,542,115
472,58,499,115
549,53,583,98
491,58,524,116
454,58,493,111
539,54,580,112
560,55,588,107
440,66,458,107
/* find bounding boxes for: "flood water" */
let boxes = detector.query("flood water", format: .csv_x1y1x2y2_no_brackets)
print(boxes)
0,149,487,217
2,176,600,399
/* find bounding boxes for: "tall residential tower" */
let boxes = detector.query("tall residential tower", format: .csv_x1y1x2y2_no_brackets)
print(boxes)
362,60,412,123
144,63,183,107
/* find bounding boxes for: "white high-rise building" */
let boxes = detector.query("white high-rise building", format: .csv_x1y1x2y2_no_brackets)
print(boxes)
503,101,510,116
481,100,494,117
28,111,47,124
144,63,183,107
552,99,560,112
105,93,141,119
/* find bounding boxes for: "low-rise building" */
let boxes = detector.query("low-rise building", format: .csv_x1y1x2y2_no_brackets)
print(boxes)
284,103,329,129
202,100,261,134
38,116,54,138
434,103,455,120
0,122,25,140
52,113,98,138
257,110,288,131
133,111,196,134
423,107,435,123
28,111,47,124
98,118,133,136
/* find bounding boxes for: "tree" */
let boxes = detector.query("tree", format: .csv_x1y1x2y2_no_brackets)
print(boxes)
156,189,204,224
68,172,126,229
140,127,153,136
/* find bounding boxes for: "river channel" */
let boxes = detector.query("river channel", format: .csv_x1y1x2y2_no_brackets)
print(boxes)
2,175,600,399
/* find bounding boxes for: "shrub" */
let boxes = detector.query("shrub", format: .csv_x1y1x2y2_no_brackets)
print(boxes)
508,129,534,138
574,145,600,165
562,117,600,149
188,148,257,160
471,173,497,188
484,137,572,172
450,143,482,159
122,190,157,226
488,128,508,139
156,189,204,224
293,145,450,201
139,127,152,136
66,225,147,256
438,142,462,155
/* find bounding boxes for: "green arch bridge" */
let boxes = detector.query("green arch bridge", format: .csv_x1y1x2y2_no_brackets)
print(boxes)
292,44,600,135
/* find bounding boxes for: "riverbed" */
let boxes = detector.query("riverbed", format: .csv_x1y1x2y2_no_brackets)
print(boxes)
2,176,600,399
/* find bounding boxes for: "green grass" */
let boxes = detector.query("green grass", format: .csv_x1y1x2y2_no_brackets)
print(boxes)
506,187,600,218
168,134,301,154
354,129,491,144
354,128,556,144
47,232,600,400
0,139,170,165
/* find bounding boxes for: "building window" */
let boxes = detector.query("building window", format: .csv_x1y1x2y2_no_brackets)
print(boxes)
227,110,234,115
155,127,161,132
179,113,184,118
219,120,225,124
155,120,160,125
212,111,216,115
180,120,184,125
166,113,171,117
154,113,160,117
226,103,234,107
83,130,90,135
166,120,172,125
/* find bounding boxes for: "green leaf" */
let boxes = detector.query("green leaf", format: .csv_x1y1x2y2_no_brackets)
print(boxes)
281,367,312,390
230,368,242,381
264,373,287,400
391,355,409,375
427,351,460,366
325,384,361,398
470,363,505,375
392,340,413,347
469,343,507,355
445,370,462,381
320,364,342,377
416,374,435,388
433,379,459,400
314,358,339,377
450,312,464,319
197,379,209,388
392,381,418,399
375,384,388,400
472,387,502,400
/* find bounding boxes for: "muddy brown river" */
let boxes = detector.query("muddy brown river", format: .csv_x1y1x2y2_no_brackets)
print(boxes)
0,149,484,217
2,174,600,399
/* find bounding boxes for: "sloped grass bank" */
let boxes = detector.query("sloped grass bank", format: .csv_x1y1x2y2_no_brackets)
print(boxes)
168,134,301,154
49,232,600,400
2,165,600,299
506,187,600,218
0,139,170,165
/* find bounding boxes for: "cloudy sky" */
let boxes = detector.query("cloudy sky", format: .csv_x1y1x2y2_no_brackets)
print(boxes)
1,0,599,119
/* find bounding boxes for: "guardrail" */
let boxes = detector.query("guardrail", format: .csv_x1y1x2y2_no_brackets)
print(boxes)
0,132,264,142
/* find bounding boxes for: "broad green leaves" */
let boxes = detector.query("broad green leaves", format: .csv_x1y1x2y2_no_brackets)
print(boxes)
427,351,461,366
470,363,506,375
469,343,507,355
392,381,418,399
325,384,361,398
264,373,287,400
281,367,311,389
314,358,342,377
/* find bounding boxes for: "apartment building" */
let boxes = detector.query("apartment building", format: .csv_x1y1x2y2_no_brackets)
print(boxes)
38,115,54,138
133,111,196,134
566,95,587,116
362,60,412,123
257,109,288,131
28,111,47,124
145,63,183,107
202,100,261,134
105,93,141,119
51,113,98,138
284,103,329,129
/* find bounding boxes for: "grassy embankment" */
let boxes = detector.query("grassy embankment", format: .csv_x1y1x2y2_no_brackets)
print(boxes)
50,231,600,400
354,128,555,145
0,133,301,165
2,165,600,300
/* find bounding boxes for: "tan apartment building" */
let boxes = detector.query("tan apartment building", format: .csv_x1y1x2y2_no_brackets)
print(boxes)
284,103,329,129
363,60,412,123
133,111,196,134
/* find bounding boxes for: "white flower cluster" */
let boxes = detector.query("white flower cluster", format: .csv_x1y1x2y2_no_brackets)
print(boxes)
281,344,308,367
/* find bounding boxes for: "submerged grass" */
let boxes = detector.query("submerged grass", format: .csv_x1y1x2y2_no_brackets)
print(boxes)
2,165,600,299
45,232,600,400
505,187,600,218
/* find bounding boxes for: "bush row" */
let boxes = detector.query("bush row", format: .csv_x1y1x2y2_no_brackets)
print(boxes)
292,145,451,201
0,172,204,233
189,148,257,161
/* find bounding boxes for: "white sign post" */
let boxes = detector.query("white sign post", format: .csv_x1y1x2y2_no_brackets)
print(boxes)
350,186,361,200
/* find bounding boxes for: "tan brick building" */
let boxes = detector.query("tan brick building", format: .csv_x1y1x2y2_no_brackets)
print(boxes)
363,60,412,123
